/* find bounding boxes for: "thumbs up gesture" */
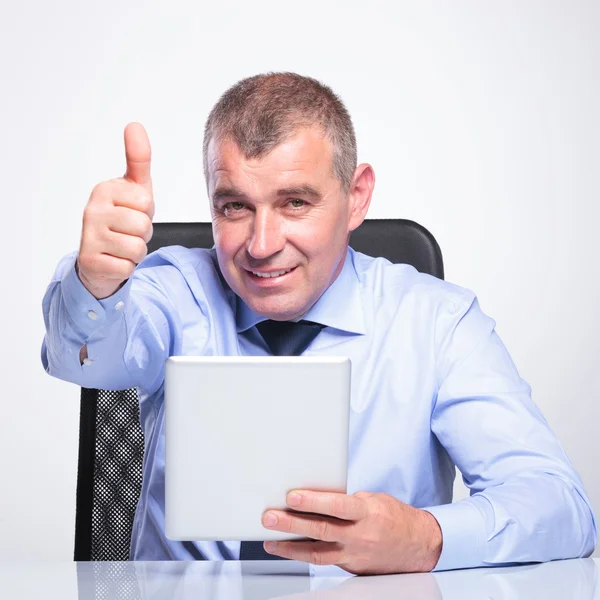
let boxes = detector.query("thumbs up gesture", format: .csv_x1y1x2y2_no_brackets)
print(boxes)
77,123,155,299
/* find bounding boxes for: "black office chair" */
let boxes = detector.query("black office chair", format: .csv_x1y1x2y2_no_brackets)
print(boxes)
74,218,444,561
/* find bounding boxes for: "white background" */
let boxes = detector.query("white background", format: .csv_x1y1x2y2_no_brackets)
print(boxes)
0,0,598,560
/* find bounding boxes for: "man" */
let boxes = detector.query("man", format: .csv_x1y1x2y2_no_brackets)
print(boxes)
42,72,597,574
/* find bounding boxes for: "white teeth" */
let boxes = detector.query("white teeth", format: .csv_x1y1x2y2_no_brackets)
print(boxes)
251,268,292,278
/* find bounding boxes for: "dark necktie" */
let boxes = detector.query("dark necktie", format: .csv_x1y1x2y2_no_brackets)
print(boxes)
239,319,325,561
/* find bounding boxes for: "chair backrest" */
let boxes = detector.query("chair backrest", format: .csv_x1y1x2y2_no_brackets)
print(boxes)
74,218,444,560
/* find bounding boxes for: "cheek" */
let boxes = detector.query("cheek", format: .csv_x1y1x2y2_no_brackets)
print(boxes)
296,238,347,286
302,216,348,258
214,223,246,263
307,221,349,278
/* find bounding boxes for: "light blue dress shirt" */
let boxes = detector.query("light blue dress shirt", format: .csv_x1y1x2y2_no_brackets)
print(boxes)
42,246,597,571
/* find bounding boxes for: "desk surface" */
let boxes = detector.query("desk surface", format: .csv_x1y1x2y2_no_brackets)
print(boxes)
2,558,597,599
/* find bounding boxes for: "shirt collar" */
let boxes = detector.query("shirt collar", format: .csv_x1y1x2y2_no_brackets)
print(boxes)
236,247,366,335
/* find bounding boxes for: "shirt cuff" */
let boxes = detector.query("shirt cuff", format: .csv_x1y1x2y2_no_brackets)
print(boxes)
423,500,487,571
61,254,134,339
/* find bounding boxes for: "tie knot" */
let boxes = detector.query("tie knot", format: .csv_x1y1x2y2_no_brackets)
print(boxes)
256,320,325,356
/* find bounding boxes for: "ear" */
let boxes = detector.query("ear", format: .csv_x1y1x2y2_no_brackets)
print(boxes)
347,164,375,232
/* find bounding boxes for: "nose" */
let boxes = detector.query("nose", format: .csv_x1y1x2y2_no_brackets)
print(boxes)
247,208,286,260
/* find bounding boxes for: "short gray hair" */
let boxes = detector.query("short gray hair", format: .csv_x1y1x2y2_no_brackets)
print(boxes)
203,72,357,192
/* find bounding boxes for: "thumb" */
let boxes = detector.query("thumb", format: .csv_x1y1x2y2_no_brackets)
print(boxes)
124,122,152,194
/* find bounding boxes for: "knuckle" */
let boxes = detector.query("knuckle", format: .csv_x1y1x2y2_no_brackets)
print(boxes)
131,238,148,263
77,253,96,275
310,548,325,566
83,204,114,233
135,213,153,242
354,491,373,500
318,519,331,541
82,204,101,225
90,180,117,202
283,517,295,534
331,496,346,515
108,257,133,280
278,542,292,560
90,255,107,276
90,182,106,199
142,218,153,243
368,500,384,522
357,528,380,550
119,261,136,280
137,190,152,213
83,254,110,280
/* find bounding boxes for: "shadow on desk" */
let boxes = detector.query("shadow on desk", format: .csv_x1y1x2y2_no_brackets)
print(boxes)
75,558,597,600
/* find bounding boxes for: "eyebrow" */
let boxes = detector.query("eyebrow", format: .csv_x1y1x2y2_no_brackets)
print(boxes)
212,184,323,203
276,185,322,200
212,187,246,202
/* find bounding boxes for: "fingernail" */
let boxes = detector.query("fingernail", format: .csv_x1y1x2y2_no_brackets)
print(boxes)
287,492,301,506
264,512,278,527
264,541,276,552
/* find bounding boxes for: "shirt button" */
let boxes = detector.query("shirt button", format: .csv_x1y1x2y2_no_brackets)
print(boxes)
82,358,93,366
87,310,98,320
114,301,124,311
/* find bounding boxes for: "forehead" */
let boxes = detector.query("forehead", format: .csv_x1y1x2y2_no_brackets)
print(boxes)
206,127,335,192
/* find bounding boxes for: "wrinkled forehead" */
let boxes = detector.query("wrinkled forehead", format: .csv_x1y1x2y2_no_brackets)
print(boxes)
205,127,336,193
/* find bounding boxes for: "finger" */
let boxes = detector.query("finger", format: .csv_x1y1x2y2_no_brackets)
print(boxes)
102,230,148,264
107,206,153,243
79,253,136,282
286,491,367,521
263,540,344,566
263,510,349,543
124,122,152,193
111,182,154,217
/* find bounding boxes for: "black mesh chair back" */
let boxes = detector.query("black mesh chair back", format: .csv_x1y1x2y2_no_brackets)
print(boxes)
74,218,444,560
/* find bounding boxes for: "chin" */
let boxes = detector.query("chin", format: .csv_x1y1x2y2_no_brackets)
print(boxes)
246,296,305,321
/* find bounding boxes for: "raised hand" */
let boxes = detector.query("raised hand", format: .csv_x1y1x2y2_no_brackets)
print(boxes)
77,122,154,299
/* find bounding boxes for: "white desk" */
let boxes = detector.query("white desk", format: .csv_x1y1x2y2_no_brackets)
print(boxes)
1,558,597,599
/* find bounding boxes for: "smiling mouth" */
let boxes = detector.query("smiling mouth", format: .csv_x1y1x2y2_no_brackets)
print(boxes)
246,267,296,279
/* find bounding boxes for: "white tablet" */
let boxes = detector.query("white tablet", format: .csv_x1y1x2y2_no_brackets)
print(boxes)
164,356,351,541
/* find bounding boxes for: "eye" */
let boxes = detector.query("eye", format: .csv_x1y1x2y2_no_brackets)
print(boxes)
288,199,306,208
221,201,249,217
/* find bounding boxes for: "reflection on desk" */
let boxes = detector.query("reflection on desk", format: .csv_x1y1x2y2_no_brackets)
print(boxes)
1,558,597,599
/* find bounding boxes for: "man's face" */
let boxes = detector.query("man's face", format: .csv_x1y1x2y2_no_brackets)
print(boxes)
207,126,361,321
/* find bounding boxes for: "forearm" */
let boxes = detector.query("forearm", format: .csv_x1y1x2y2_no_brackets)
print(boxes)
417,509,443,571
425,471,597,571
42,252,140,390
431,294,597,570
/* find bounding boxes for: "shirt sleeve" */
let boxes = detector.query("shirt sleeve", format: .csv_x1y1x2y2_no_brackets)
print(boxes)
423,293,597,571
41,251,179,395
